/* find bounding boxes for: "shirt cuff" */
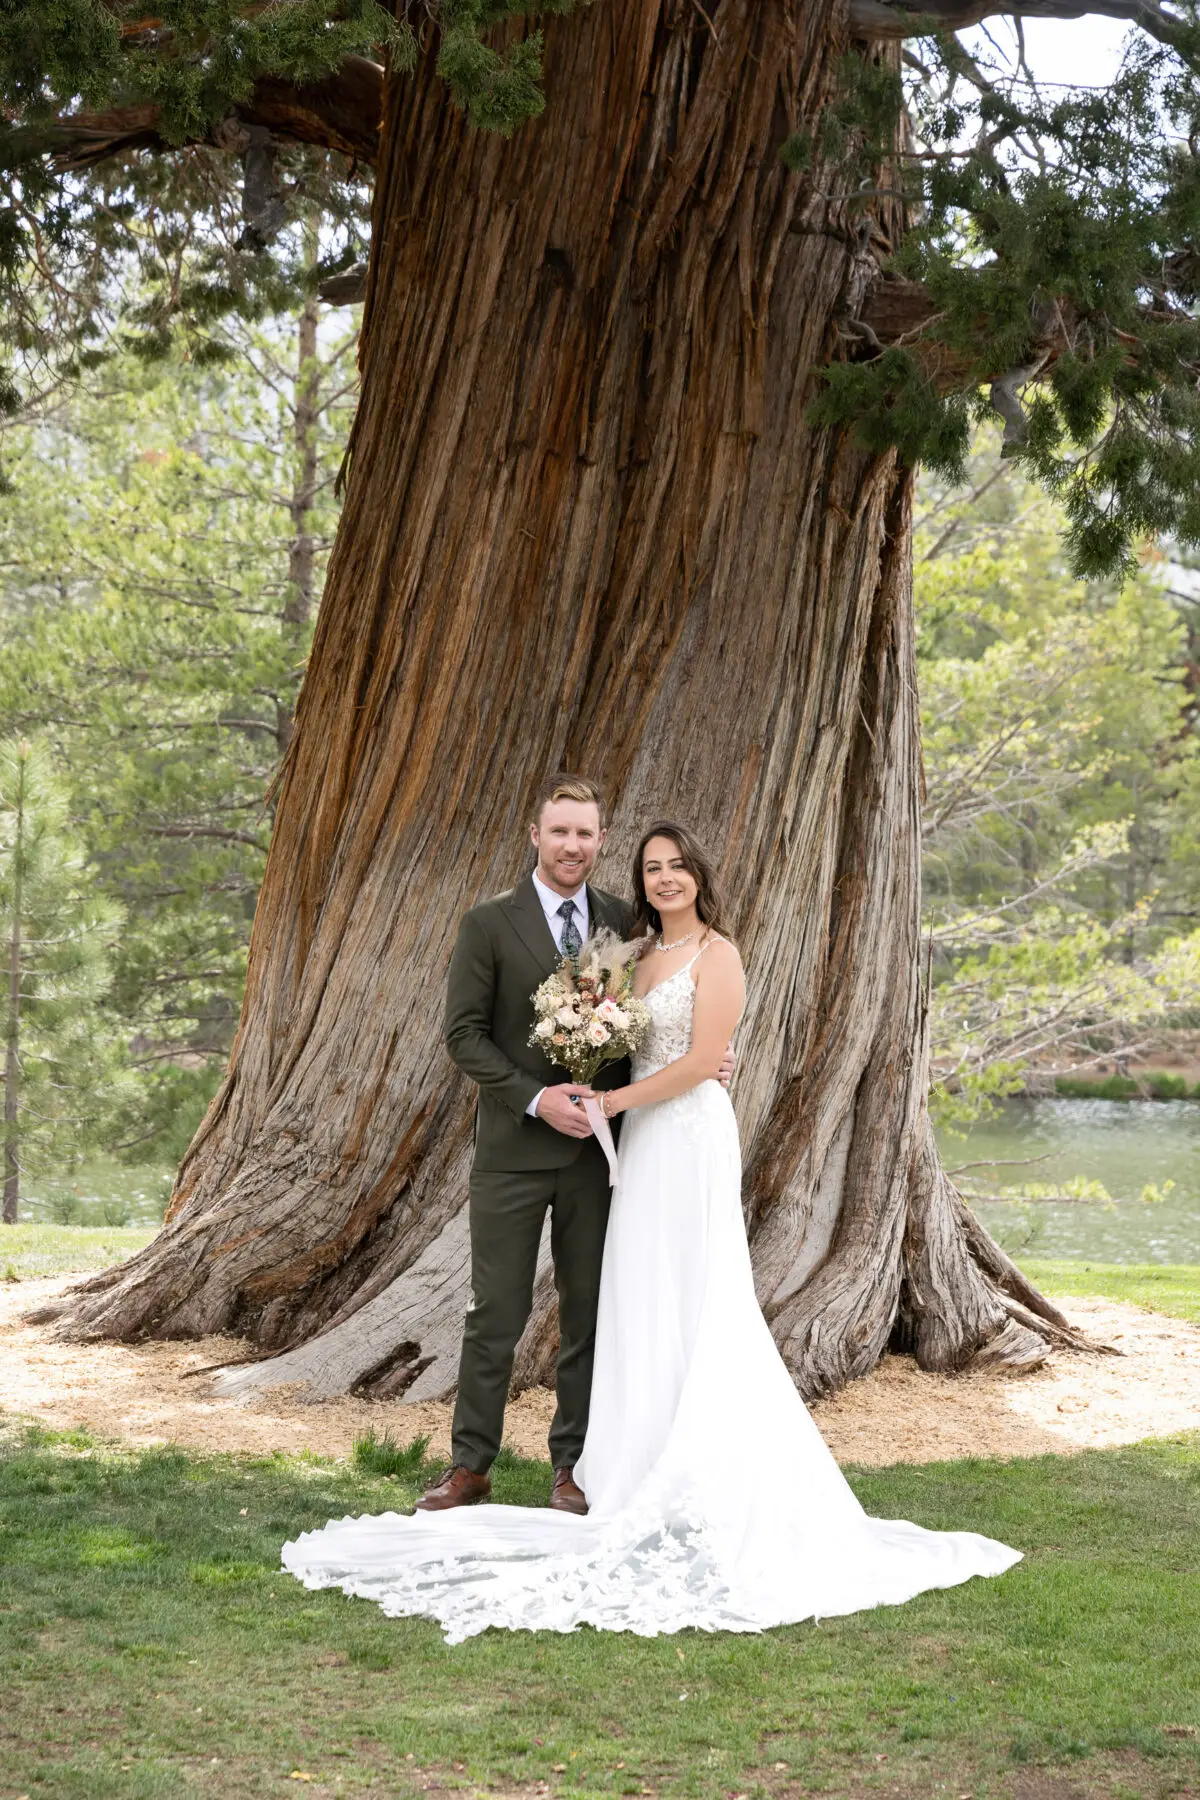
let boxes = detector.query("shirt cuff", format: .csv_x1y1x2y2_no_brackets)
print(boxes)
526,1088,545,1119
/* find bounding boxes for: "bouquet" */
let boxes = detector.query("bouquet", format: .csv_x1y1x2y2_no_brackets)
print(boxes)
529,929,649,1184
529,927,651,1084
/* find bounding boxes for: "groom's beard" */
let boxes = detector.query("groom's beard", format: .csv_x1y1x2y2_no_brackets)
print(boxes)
539,853,595,889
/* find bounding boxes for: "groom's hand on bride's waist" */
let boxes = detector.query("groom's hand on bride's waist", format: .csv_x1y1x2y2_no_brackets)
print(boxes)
536,1084,597,1137
718,1044,736,1089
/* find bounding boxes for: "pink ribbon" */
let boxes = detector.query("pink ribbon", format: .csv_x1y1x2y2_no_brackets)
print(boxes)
582,1098,619,1186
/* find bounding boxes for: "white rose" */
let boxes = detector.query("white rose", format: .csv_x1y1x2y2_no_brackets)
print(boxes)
594,997,620,1023
587,1021,610,1046
534,1018,555,1040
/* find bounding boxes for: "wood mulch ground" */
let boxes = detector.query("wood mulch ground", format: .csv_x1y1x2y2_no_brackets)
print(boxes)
2,1275,1198,1466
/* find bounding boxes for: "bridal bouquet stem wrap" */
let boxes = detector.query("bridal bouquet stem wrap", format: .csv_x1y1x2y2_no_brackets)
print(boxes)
529,928,650,1184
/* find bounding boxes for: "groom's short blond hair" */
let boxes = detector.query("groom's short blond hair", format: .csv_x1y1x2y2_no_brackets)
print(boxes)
533,772,606,826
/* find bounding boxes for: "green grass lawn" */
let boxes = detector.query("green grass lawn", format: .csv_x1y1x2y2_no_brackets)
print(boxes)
1021,1259,1200,1325
0,1223,159,1282
3,1234,1197,1796
2,1421,1197,1800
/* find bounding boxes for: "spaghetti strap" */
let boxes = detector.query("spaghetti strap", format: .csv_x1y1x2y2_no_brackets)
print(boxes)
683,933,727,976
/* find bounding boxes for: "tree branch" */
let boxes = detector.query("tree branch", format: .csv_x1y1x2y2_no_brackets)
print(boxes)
317,262,369,305
40,57,383,173
143,824,269,850
848,0,1189,54
859,275,1085,433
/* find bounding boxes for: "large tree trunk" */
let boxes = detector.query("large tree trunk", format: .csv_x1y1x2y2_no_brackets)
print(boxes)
39,0,1079,1395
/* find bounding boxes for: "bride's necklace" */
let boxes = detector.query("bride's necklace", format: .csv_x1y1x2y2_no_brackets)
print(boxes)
655,927,698,954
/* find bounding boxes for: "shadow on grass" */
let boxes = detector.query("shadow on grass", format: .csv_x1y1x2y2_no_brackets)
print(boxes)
1,1417,1197,1800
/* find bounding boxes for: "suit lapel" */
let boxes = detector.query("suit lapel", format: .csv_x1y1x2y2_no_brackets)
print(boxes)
503,874,562,979
587,884,614,936
588,884,629,938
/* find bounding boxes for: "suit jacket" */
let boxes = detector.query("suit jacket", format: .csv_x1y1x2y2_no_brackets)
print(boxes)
444,874,637,1173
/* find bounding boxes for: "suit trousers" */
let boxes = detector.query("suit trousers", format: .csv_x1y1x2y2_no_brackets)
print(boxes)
450,1144,612,1474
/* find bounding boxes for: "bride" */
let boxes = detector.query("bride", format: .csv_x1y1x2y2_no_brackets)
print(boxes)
282,822,1021,1642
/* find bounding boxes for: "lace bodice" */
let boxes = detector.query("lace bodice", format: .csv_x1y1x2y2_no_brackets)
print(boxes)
631,960,699,1081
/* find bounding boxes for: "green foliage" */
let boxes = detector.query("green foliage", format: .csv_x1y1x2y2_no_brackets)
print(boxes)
0,0,407,141
0,273,355,1164
1008,1176,1112,1204
0,739,129,1206
0,2,586,401
1054,1071,1196,1101
827,48,905,158
810,349,972,478
1054,1073,1139,1100
917,434,1200,1121
0,4,1196,580
778,130,812,174
45,1190,86,1226
804,24,1200,576
438,3,551,134
0,140,371,427
0,4,382,395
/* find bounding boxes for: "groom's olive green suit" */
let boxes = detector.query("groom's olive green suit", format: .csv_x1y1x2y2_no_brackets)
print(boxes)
444,874,635,1473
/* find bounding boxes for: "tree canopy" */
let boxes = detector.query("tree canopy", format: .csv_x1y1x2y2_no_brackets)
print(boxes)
2,1,1199,577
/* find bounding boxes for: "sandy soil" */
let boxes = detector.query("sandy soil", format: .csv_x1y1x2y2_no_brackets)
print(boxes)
2,1275,1197,1466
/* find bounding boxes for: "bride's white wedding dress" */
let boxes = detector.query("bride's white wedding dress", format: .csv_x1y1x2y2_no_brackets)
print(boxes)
282,949,1021,1642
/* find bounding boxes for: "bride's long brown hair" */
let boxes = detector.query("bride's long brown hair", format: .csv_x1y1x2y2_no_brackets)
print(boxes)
630,821,733,943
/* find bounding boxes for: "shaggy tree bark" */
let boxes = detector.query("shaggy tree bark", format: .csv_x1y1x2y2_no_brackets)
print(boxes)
37,0,1082,1397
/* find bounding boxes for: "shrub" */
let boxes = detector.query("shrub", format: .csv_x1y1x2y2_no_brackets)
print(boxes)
1054,1074,1136,1099
1145,1071,1188,1100
45,1192,85,1225
1052,1071,1196,1101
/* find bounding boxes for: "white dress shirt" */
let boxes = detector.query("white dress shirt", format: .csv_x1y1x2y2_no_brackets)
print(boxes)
532,868,589,948
526,870,589,1117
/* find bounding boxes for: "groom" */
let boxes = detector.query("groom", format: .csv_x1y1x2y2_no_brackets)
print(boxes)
419,774,633,1516
420,775,733,1517
417,774,633,1519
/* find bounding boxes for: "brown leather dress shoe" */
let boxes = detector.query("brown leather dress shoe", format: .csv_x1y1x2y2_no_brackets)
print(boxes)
549,1465,588,1516
415,1465,492,1512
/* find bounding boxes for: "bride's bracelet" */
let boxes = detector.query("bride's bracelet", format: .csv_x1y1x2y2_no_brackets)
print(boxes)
600,1090,615,1120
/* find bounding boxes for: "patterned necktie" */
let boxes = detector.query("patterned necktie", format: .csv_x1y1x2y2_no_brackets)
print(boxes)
558,899,583,958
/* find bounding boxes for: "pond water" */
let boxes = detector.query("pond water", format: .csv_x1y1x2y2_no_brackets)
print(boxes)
936,1098,1200,1265
11,1101,1200,1264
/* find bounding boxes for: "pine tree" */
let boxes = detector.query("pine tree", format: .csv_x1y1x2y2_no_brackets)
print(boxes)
10,2,1198,1393
0,242,357,1166
0,740,125,1222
